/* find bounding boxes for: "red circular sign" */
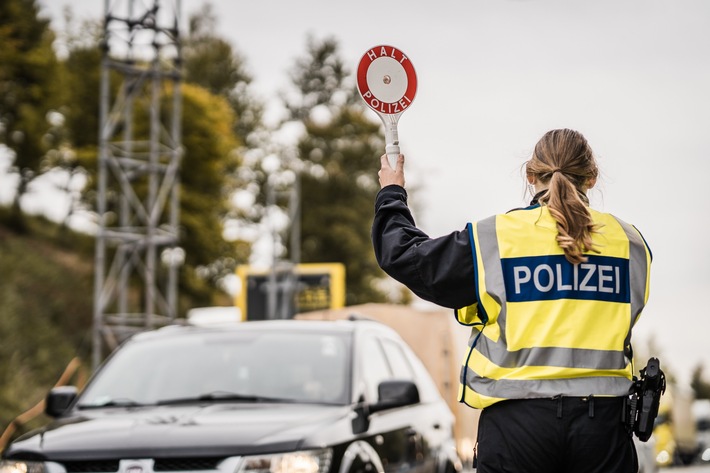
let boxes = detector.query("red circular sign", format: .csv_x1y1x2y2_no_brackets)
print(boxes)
357,45,417,116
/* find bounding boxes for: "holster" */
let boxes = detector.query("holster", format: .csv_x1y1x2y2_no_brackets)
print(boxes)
622,357,666,442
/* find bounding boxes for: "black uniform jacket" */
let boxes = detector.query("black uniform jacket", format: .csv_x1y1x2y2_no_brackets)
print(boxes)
371,184,478,309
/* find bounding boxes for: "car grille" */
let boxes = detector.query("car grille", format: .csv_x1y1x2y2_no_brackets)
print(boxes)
60,458,224,473
154,459,222,471
63,461,120,473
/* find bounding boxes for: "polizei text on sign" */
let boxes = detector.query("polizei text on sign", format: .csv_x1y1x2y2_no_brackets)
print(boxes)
361,90,412,114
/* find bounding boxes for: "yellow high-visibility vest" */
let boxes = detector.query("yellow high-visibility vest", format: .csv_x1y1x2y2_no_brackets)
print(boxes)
456,204,652,409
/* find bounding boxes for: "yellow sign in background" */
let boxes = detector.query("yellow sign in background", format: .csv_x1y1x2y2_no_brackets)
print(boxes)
235,263,345,320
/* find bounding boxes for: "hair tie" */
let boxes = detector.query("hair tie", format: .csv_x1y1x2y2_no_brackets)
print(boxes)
551,168,563,175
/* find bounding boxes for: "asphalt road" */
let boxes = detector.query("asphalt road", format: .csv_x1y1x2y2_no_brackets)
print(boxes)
662,466,710,473
463,464,710,473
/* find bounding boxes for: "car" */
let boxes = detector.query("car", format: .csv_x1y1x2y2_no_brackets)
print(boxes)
0,319,462,473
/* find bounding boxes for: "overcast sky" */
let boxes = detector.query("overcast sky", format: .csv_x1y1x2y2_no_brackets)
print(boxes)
33,0,710,385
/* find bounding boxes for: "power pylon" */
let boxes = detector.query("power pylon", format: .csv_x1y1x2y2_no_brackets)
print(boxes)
92,0,183,369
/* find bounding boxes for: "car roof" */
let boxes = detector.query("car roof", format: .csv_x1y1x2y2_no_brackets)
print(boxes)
131,317,399,342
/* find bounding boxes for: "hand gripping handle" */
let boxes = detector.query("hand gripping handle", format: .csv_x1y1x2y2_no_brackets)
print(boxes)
383,116,400,168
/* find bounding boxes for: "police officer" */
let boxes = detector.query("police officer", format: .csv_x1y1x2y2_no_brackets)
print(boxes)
371,129,651,473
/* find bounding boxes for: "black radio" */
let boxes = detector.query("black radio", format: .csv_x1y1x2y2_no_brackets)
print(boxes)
623,357,666,442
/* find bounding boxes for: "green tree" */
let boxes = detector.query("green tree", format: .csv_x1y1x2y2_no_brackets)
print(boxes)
182,3,270,244
176,83,245,303
0,0,61,231
183,3,264,149
55,26,247,306
43,15,105,230
283,36,388,304
691,363,710,400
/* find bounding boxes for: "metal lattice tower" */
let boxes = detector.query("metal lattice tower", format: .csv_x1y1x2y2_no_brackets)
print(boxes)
93,0,183,368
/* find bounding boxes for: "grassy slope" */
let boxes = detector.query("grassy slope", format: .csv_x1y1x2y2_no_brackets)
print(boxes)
0,217,95,438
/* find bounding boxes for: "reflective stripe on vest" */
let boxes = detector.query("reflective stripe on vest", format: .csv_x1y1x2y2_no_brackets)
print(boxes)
456,205,651,409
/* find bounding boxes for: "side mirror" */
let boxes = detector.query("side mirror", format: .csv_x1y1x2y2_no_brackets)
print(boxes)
351,381,420,434
45,386,78,417
369,380,420,414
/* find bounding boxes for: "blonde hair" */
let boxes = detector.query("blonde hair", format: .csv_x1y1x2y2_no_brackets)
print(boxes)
526,129,600,264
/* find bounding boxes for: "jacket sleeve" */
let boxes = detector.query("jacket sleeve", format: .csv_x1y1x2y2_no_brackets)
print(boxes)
371,185,478,309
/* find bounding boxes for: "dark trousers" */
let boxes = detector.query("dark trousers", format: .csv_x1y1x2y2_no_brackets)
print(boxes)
475,396,638,473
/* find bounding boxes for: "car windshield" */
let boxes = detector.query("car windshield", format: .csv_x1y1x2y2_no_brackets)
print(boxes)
78,329,352,407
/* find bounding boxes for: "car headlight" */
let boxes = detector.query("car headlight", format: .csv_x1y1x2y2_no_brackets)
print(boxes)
237,448,332,473
0,461,45,473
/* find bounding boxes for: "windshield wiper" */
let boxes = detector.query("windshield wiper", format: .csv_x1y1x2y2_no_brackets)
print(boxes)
77,398,145,409
156,391,298,405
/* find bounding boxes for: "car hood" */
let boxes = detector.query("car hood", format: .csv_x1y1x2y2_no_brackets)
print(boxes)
5,403,352,461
